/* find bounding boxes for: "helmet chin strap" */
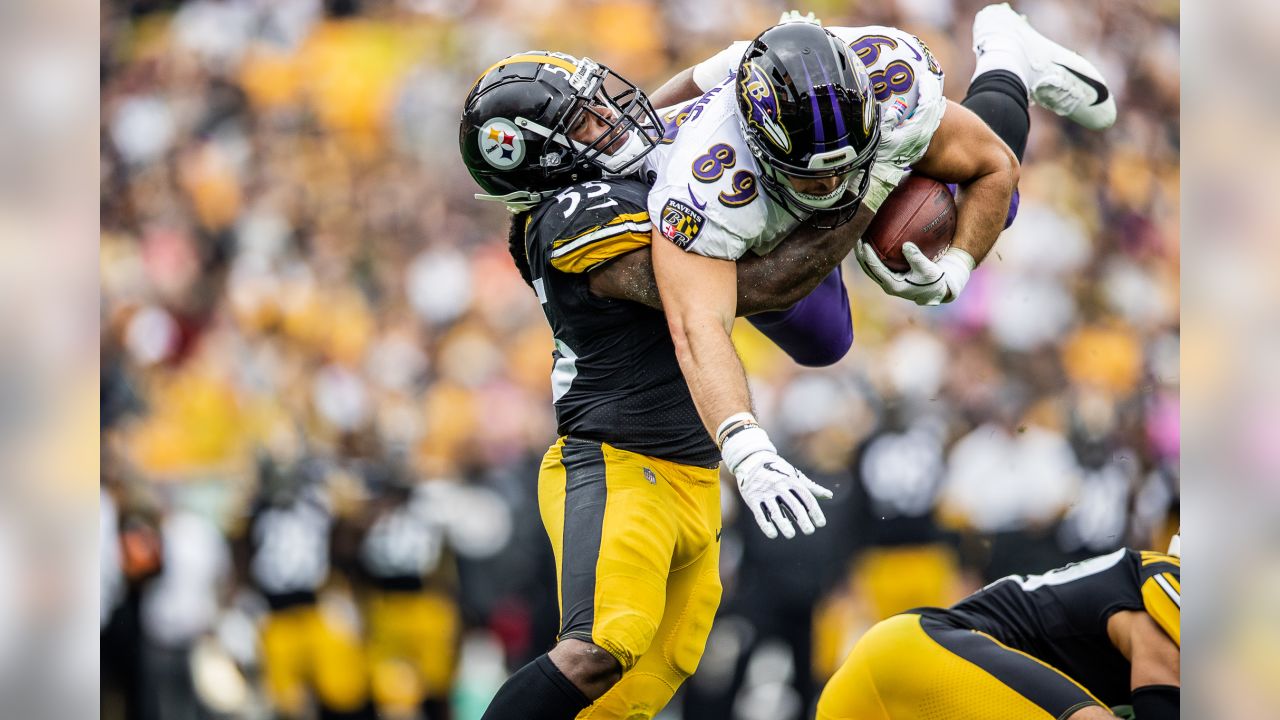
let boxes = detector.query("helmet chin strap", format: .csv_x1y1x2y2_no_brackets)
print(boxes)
474,189,544,213
598,131,648,175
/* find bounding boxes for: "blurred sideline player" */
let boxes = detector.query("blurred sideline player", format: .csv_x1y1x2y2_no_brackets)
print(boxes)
636,6,1115,543
851,406,961,623
460,52,871,720
234,455,373,720
811,406,964,680
342,457,460,720
818,547,1180,720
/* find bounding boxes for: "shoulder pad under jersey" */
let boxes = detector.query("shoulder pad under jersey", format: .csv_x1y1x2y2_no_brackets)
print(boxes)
530,178,652,274
645,83,767,261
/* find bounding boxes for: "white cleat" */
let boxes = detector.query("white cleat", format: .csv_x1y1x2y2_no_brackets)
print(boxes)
973,3,1117,130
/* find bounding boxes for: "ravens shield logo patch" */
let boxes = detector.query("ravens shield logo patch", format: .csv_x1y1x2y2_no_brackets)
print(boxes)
659,199,705,250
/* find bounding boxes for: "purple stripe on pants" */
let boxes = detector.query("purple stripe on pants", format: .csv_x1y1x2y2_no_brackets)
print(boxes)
747,265,853,367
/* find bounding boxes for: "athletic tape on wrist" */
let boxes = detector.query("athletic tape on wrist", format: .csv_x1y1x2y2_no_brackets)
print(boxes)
944,246,976,271
720,425,776,475
720,421,760,447
716,412,757,447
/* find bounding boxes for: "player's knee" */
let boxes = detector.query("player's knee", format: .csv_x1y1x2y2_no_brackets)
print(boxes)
1004,187,1021,229
548,638,623,697
793,322,853,367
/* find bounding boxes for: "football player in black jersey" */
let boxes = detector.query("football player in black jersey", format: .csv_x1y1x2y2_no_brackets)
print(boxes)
340,456,459,720
235,454,373,720
459,52,874,720
817,548,1180,720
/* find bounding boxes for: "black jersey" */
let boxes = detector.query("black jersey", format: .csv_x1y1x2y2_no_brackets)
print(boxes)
923,548,1180,708
850,424,948,549
246,484,334,610
523,177,719,467
357,496,452,593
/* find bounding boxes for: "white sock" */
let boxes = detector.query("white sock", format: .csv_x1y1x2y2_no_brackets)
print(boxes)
972,44,1030,88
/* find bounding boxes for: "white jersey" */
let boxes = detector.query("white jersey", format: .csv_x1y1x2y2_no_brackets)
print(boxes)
644,25,947,261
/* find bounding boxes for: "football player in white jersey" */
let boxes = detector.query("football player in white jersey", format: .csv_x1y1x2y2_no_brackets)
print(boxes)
644,7,1115,542
645,19,1016,548
649,5,1115,300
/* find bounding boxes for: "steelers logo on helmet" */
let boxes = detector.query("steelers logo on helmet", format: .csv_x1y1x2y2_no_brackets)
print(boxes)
477,117,525,169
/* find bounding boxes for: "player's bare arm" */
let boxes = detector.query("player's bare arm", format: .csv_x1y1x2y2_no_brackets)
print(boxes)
650,235,751,432
651,227,832,540
911,100,1019,266
1106,609,1180,720
589,204,874,313
648,67,701,109
1107,610,1180,688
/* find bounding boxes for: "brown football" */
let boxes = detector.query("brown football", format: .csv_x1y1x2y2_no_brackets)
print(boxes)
864,174,957,273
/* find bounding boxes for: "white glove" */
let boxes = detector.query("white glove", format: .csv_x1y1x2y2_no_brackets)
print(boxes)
718,414,832,539
855,242,975,306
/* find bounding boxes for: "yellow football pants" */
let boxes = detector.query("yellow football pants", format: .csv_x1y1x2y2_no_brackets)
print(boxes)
260,603,369,717
365,589,460,711
538,437,723,720
854,544,961,622
817,613,1106,720
816,544,965,679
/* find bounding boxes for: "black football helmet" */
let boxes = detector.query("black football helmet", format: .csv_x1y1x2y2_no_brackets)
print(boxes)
735,22,881,219
460,51,661,212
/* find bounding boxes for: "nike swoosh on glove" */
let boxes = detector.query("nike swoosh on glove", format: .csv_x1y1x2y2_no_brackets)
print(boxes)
719,415,832,539
733,450,832,539
855,242,975,306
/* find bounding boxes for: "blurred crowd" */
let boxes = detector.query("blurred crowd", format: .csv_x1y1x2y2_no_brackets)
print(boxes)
99,0,1179,718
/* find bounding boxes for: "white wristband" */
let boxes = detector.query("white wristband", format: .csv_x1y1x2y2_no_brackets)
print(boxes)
944,246,976,271
716,412,757,445
938,247,976,302
720,425,776,476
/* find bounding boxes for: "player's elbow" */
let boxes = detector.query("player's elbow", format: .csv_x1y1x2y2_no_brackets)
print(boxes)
665,305,733,366
664,306,709,365
970,138,1019,192
995,141,1020,189
665,312,695,363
